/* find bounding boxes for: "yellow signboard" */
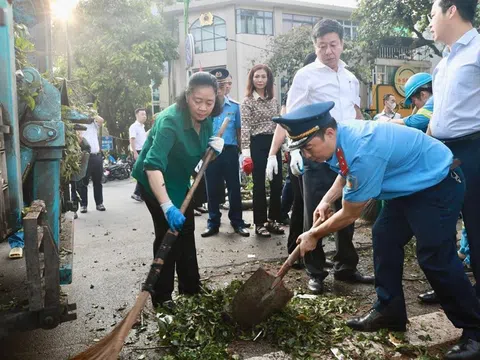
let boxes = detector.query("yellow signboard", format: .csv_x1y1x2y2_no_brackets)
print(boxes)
394,65,416,97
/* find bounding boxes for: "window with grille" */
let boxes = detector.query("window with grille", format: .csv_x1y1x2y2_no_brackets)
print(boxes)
236,9,274,35
282,14,321,33
190,16,227,54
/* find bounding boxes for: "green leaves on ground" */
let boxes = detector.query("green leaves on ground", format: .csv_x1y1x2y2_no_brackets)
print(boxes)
156,280,357,359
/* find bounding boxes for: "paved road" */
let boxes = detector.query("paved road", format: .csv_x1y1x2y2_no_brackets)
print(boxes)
0,178,293,359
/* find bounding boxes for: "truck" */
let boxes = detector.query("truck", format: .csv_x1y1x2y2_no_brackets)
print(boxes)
0,0,85,336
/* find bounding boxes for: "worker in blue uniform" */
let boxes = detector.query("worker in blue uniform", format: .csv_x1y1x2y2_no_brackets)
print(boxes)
201,68,250,238
376,72,433,133
273,101,480,360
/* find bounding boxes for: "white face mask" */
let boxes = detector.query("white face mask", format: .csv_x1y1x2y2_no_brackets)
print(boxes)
387,101,396,110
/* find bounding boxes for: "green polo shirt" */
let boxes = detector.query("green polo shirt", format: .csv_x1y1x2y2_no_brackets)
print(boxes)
132,104,213,207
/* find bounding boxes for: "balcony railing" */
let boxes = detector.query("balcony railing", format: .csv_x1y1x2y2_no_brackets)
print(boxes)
377,45,431,61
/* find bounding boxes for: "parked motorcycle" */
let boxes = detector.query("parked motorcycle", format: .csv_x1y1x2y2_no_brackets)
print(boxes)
102,160,130,183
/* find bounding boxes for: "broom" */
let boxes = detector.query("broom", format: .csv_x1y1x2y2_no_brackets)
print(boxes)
71,118,230,360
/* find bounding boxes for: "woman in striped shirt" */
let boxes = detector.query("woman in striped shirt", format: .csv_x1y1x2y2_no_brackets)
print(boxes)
241,64,284,237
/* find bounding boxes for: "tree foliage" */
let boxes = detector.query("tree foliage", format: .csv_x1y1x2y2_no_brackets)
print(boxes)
66,0,178,146
264,25,371,85
353,0,480,58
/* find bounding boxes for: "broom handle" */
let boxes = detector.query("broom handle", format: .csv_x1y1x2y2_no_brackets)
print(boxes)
142,118,230,293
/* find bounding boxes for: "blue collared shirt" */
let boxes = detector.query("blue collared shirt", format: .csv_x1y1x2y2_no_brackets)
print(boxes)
326,121,453,202
430,28,480,139
212,96,241,146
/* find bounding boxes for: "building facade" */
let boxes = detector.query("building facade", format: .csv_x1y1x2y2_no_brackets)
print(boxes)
161,0,436,115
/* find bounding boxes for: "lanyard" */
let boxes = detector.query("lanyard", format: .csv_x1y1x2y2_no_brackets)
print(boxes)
336,147,349,177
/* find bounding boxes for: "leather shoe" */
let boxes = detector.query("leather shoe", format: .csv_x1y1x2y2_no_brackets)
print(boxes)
418,290,439,304
233,226,250,237
307,278,324,294
334,270,375,284
201,227,219,238
347,308,407,332
445,338,480,360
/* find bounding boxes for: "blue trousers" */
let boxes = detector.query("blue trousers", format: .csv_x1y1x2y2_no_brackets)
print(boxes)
281,173,293,220
446,136,480,296
373,169,480,338
205,146,244,229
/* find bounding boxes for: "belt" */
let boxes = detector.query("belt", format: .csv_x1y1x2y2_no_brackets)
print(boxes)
439,130,480,144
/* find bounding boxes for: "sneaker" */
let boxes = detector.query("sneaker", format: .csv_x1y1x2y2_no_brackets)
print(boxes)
80,206,87,213
131,194,143,202
96,204,106,211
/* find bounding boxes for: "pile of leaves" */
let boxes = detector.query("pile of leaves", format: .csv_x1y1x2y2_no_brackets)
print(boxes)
156,280,358,359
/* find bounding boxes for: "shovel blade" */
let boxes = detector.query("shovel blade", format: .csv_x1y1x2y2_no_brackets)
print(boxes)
231,268,293,327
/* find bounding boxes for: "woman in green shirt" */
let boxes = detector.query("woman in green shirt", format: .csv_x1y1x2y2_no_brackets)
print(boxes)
132,72,223,307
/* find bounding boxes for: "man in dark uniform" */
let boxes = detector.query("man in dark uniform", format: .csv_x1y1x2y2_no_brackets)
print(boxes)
274,101,480,360
201,68,249,237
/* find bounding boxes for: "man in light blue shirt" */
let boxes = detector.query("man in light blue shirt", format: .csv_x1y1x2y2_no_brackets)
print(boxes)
420,2,480,331
273,101,480,360
202,68,249,238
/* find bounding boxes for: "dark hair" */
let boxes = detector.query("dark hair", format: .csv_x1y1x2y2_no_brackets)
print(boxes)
438,0,478,23
312,118,338,141
135,108,146,115
303,52,317,66
176,72,223,117
245,64,275,100
411,84,433,100
383,94,395,103
312,19,344,43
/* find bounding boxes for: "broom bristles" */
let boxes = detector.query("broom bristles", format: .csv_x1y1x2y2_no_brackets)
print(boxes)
71,292,150,360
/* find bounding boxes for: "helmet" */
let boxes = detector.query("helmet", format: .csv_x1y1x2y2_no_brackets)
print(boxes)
404,72,432,106
242,157,253,175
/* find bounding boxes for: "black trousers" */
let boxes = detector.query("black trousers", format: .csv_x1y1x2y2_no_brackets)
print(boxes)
250,134,283,225
193,175,207,208
287,165,304,254
133,150,141,196
302,159,358,280
79,153,103,207
139,185,200,305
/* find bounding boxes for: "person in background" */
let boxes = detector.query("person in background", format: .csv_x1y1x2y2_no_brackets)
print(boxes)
202,68,249,238
268,52,317,268
129,108,147,202
79,113,106,213
373,94,401,121
241,64,284,238
132,72,224,307
286,19,373,294
377,73,433,133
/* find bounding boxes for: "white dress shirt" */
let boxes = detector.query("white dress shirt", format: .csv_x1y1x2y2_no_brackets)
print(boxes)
431,28,480,139
82,121,100,154
129,121,147,150
286,58,360,122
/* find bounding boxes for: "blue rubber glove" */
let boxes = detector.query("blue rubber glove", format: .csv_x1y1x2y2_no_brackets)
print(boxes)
161,201,186,232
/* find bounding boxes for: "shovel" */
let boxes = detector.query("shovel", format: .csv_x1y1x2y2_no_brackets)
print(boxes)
231,214,330,327
71,118,230,360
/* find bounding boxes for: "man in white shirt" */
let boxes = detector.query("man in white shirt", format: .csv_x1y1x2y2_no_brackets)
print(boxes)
286,19,372,293
79,114,106,213
129,108,147,202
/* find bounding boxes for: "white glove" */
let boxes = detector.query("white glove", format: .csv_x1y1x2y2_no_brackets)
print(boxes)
266,155,278,181
209,136,224,154
290,149,304,176
241,148,251,157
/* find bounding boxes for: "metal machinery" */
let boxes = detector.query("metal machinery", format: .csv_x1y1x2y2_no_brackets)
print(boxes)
0,0,80,335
